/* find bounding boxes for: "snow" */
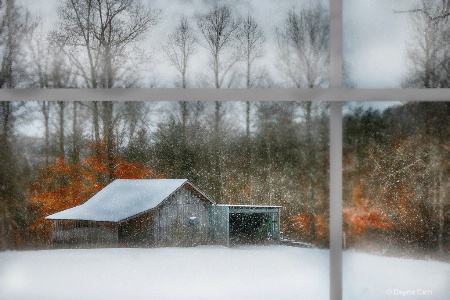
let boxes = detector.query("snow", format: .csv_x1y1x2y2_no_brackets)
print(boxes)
343,251,450,300
0,246,329,300
46,179,189,222
0,246,448,300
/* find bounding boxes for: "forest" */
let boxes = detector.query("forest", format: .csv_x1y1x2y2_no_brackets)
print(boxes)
343,102,449,259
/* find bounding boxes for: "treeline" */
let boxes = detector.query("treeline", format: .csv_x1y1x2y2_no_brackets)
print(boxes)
343,102,450,257
0,0,329,88
0,100,330,249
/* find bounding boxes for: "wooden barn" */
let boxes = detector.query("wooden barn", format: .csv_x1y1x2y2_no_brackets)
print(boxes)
46,179,281,248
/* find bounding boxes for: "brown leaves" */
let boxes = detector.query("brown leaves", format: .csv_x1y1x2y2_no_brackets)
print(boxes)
30,140,161,244
290,212,329,246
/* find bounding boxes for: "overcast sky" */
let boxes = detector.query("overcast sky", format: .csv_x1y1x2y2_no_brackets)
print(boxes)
14,0,409,118
17,0,425,89
13,0,409,136
17,0,327,88
344,0,422,88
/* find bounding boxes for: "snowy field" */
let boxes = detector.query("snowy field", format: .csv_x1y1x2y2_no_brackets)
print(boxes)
0,246,328,300
0,246,449,300
343,251,450,300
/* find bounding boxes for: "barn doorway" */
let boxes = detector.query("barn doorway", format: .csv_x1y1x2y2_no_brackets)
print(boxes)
210,205,281,247
229,213,273,245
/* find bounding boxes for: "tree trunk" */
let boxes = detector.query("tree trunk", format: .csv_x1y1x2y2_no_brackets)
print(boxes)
213,101,223,201
305,102,316,242
214,53,220,88
103,44,114,88
245,101,251,192
93,101,100,144
72,101,80,164
58,101,65,159
41,101,50,168
0,102,11,249
102,102,115,181
437,161,445,253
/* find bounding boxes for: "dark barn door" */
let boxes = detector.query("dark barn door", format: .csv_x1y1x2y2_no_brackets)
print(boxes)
229,213,274,245
118,214,153,247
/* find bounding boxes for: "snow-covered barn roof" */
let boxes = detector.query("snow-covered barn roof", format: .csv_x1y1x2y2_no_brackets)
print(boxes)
46,179,214,222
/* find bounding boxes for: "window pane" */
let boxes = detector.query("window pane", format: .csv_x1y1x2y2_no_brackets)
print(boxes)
344,0,450,88
0,100,330,299
0,0,329,88
343,101,450,299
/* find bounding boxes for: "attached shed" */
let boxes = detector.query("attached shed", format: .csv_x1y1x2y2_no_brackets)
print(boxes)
46,179,215,248
211,205,281,247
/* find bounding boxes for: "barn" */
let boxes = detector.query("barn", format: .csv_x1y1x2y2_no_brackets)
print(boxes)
46,179,281,248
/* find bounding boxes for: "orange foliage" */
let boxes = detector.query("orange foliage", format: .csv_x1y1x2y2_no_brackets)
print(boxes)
343,207,392,237
290,212,329,246
343,181,393,246
30,140,161,244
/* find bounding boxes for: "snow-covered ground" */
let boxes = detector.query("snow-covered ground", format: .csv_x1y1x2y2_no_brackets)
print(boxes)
343,251,450,300
0,246,448,300
0,246,329,300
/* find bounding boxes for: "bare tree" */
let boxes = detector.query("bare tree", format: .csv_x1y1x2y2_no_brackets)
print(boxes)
163,15,197,139
0,101,27,249
92,102,100,144
51,0,159,88
197,4,242,89
164,15,197,88
303,101,316,241
26,21,74,88
237,14,265,89
276,4,329,242
236,14,266,189
71,101,80,164
102,101,115,181
197,5,242,200
401,2,450,88
40,101,51,168
395,0,450,21
277,3,329,88
0,0,33,88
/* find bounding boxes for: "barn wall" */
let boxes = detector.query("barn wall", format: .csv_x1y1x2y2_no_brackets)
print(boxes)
118,210,157,247
153,186,212,247
51,220,118,248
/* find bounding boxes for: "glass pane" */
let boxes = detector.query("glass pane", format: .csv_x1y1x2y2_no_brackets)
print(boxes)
0,100,330,299
343,101,450,299
344,0,450,88
0,0,329,88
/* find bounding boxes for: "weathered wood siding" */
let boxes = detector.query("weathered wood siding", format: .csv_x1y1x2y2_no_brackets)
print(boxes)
118,210,156,247
153,185,212,247
51,220,118,248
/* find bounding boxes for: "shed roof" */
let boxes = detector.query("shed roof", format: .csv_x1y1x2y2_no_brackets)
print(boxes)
46,179,208,222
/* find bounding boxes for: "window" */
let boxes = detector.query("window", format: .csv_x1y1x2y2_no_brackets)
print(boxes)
0,1,449,300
